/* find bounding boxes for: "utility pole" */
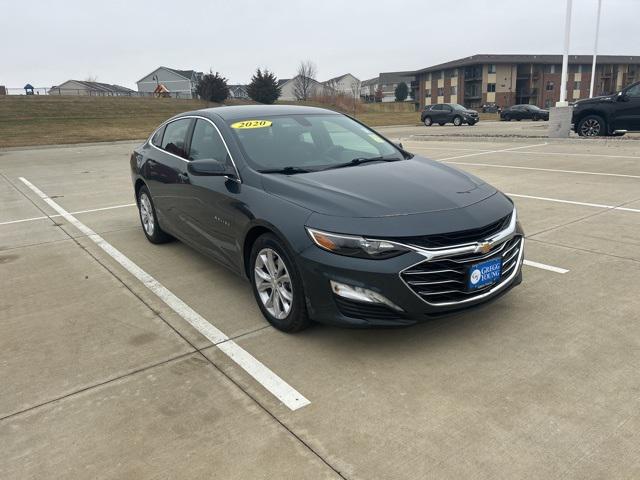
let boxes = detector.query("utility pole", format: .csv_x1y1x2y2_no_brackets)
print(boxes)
558,0,573,106
589,0,603,98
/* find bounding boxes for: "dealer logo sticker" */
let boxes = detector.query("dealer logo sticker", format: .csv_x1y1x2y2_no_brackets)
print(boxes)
470,269,482,285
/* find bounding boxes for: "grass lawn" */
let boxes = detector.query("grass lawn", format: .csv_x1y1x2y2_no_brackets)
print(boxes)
0,96,496,148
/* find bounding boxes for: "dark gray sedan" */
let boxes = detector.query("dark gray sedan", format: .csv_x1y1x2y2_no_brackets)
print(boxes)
131,105,523,332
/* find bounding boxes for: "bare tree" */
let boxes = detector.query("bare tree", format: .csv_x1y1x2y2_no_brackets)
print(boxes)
293,60,317,101
350,80,362,117
85,75,98,82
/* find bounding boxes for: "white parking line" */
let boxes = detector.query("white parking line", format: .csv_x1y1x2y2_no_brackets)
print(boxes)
523,260,569,274
0,203,136,226
507,193,640,214
409,145,640,160
443,161,640,180
19,177,310,411
438,143,548,162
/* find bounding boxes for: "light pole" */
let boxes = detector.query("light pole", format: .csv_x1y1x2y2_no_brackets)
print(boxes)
558,0,573,106
589,0,603,98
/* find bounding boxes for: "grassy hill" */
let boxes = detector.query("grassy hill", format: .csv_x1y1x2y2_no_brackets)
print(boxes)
0,95,420,148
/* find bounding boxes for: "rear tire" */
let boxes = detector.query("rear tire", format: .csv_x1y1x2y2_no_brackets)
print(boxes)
453,116,462,126
423,116,432,126
577,115,606,137
137,185,172,244
249,233,311,333
503,114,511,121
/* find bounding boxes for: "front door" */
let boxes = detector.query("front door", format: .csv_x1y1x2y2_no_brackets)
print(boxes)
181,118,243,272
613,83,640,131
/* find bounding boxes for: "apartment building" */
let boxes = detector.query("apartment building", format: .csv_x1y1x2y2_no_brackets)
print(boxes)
413,54,640,110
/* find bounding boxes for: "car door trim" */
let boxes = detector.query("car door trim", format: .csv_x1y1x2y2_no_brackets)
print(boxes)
148,115,242,183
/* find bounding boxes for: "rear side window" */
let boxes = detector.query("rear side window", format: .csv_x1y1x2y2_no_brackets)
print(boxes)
431,104,443,111
161,119,191,159
189,119,229,162
151,126,165,147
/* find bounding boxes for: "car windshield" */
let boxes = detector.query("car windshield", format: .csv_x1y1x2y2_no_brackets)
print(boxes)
227,114,405,172
528,105,541,110
451,104,467,110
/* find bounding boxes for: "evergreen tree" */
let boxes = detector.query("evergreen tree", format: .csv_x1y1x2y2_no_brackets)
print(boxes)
196,71,229,103
247,68,281,104
395,82,408,102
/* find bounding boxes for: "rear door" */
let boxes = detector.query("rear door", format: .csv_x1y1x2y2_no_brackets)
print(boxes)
614,83,640,131
429,104,444,122
145,117,194,234
441,104,453,122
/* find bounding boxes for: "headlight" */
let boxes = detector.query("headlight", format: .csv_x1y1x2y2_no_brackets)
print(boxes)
306,228,409,259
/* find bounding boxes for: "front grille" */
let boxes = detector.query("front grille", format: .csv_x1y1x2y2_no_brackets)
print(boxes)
393,214,511,249
400,235,523,305
334,296,407,322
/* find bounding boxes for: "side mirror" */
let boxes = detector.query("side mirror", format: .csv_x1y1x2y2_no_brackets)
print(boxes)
617,91,629,102
188,158,235,177
394,142,404,150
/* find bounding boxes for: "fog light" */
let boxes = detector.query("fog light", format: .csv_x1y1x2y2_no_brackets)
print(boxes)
330,280,404,312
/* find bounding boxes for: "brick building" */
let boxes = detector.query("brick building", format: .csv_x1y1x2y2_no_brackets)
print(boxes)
413,54,640,110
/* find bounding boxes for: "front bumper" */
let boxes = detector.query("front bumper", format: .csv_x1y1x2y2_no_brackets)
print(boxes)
297,228,525,327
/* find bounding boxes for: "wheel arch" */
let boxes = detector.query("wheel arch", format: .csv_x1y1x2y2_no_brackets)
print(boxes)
242,222,295,279
134,178,147,203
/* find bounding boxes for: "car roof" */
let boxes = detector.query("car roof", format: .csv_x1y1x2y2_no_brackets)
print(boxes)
183,104,341,121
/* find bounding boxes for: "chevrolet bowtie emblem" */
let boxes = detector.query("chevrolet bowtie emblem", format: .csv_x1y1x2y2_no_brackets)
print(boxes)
477,242,492,254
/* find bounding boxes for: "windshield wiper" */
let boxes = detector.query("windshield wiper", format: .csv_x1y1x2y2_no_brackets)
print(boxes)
258,166,314,175
321,156,401,171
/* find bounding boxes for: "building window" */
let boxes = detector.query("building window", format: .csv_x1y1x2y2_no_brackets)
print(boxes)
439,70,444,79
450,86,457,95
487,83,496,92
425,73,431,81
437,87,444,96
488,64,496,74
574,80,582,90
545,99,553,108
544,64,559,74
449,69,458,78
425,89,431,98
546,81,555,91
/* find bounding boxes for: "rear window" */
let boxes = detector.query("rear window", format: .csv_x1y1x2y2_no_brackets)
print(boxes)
150,126,165,147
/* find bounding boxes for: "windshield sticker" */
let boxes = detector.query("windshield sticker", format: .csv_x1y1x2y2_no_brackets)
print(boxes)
231,120,272,129
368,133,384,143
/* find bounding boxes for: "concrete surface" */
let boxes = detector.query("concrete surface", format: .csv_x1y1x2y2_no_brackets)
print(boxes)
1,133,640,479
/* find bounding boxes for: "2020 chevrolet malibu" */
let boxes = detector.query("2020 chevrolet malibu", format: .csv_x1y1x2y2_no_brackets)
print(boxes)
130,105,524,332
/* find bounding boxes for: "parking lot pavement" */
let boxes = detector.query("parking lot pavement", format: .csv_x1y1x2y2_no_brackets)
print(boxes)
2,136,640,479
376,119,640,140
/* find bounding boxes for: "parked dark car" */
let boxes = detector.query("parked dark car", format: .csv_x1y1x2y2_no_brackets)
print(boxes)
500,104,549,121
572,81,640,136
481,103,500,113
421,103,479,126
131,105,523,332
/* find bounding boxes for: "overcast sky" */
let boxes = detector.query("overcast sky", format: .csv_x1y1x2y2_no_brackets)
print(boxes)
2,0,639,89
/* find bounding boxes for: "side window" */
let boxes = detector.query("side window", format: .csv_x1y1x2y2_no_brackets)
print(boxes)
151,125,165,147
625,83,640,97
189,119,229,162
442,105,452,112
161,119,191,159
431,104,443,111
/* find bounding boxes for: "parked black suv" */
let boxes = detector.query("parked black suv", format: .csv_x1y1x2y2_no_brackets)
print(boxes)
500,104,549,121
421,103,479,126
572,81,640,136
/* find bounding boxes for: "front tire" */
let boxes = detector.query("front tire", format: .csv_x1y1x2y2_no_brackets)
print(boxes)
503,114,511,121
423,116,432,126
137,186,172,244
453,116,462,126
577,115,606,137
250,234,311,332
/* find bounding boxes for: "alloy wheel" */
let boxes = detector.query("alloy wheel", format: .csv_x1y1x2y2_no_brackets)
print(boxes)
139,193,155,236
580,118,601,136
254,248,293,320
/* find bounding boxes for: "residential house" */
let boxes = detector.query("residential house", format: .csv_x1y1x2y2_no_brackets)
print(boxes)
137,66,204,98
359,72,415,102
278,76,328,101
229,84,249,99
48,80,135,96
412,54,640,110
322,73,360,96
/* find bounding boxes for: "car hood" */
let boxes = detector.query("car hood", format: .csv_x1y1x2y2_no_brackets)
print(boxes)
575,94,616,106
261,157,497,218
